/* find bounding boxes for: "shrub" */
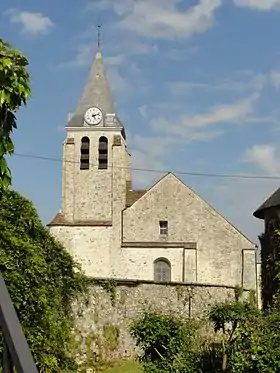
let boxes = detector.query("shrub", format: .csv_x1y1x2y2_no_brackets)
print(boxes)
130,312,201,373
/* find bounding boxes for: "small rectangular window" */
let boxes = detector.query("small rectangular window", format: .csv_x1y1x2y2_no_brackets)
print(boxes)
159,220,168,235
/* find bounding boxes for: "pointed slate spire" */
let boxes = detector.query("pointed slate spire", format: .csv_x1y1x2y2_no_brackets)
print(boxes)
67,50,117,127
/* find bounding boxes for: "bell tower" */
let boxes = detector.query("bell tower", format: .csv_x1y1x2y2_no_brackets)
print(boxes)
51,49,131,226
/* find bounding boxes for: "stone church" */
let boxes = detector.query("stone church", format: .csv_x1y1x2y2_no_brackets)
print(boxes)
48,49,257,293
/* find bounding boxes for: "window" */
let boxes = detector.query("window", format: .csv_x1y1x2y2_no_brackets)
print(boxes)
98,136,108,169
159,220,168,235
80,137,90,170
154,258,171,282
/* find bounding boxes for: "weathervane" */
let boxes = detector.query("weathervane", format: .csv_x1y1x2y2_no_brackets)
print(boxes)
97,23,102,50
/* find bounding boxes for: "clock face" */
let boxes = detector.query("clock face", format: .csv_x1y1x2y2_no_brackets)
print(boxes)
84,107,103,125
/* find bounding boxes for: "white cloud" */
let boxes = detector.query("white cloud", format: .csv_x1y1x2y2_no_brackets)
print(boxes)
118,0,221,39
270,70,280,89
105,54,125,66
233,0,280,11
58,44,94,69
149,93,259,142
93,0,221,39
211,144,280,241
205,176,275,241
5,9,54,35
130,95,260,187
138,105,148,118
168,82,209,96
108,68,128,93
129,134,172,187
244,144,280,175
187,94,259,127
167,73,266,96
131,149,165,188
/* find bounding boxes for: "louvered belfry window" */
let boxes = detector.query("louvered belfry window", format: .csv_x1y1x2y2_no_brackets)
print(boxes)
80,137,90,170
154,258,171,282
98,136,108,169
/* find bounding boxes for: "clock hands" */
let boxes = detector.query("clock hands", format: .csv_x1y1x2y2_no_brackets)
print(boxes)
84,107,102,125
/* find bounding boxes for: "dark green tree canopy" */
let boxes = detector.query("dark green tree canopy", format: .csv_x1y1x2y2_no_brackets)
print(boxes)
0,190,87,372
0,37,30,190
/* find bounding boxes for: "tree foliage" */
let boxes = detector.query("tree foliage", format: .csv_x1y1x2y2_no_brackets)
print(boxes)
226,299,280,373
0,38,31,190
131,313,201,373
131,292,280,373
209,298,260,372
0,190,88,372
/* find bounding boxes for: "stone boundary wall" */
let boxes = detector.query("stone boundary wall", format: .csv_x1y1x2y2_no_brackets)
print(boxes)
73,278,252,365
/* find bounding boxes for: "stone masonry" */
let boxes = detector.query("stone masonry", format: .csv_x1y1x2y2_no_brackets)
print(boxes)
73,280,253,365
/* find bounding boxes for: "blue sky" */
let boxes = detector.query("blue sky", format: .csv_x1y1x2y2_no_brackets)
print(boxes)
2,0,280,243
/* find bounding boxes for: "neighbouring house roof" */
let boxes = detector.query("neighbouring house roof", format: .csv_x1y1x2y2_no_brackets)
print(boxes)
253,187,280,219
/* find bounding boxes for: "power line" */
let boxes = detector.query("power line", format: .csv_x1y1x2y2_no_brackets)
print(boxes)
12,152,280,181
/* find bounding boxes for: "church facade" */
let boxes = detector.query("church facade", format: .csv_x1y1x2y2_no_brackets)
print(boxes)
48,50,257,292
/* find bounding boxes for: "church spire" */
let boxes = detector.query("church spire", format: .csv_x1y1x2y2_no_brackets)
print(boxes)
67,41,116,127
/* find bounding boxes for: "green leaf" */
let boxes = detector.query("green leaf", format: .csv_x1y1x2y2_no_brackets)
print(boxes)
5,138,14,153
0,90,7,106
0,173,11,189
0,157,7,174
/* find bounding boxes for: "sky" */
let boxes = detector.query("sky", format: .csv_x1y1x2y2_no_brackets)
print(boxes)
2,0,280,245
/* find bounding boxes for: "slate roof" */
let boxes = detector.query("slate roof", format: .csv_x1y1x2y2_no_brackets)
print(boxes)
253,187,280,219
126,189,147,207
67,50,121,128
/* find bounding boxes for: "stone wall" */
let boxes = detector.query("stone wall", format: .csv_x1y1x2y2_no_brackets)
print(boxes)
122,173,257,288
73,278,253,366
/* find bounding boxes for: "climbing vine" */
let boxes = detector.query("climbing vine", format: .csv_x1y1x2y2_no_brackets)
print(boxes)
91,278,117,306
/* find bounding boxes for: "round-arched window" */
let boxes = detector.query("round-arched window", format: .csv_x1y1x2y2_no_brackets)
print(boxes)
154,258,171,282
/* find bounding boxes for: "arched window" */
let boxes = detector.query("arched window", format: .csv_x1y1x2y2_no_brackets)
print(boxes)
80,137,90,170
98,136,108,169
154,258,171,282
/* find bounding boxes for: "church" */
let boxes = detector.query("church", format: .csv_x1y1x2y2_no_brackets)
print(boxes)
48,48,257,292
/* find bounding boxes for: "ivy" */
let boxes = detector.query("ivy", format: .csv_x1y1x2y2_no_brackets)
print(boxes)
0,190,88,371
0,38,31,191
91,278,117,306
101,279,117,306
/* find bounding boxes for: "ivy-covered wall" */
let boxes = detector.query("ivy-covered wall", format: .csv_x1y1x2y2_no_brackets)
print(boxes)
73,279,253,368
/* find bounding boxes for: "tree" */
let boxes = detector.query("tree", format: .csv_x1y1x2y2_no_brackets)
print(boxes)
130,312,201,373
0,39,88,372
209,299,259,372
0,190,88,372
0,37,31,190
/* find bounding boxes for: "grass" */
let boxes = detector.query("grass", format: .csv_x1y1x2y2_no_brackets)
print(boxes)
100,360,143,373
